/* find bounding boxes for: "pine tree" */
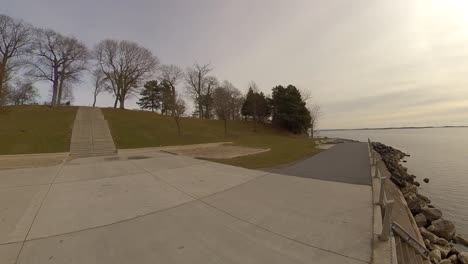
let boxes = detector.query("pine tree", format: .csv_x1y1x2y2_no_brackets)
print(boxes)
270,85,311,134
242,87,271,131
137,80,162,112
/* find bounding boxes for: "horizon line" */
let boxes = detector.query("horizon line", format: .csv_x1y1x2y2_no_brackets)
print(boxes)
320,125,468,131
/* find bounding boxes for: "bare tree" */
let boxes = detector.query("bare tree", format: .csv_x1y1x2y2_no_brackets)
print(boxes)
158,64,185,134
308,104,322,138
91,69,107,107
185,63,213,118
202,76,218,119
94,39,159,109
173,97,186,135
28,28,89,107
8,79,38,105
158,64,182,115
0,14,32,103
213,81,243,134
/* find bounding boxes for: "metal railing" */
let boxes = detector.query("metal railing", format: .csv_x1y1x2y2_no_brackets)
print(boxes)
367,139,429,260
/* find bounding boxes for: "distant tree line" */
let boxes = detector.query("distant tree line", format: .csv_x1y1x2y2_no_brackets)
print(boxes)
1,13,321,135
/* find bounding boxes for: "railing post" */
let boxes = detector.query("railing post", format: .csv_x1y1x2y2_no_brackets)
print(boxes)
379,200,394,241
378,177,386,205
374,159,379,178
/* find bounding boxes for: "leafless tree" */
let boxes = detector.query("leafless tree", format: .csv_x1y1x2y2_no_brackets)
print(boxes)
0,14,32,103
185,63,214,119
8,79,38,105
173,97,186,135
202,76,218,119
28,28,89,107
158,64,185,134
213,81,244,134
308,104,322,138
158,64,182,115
300,87,313,103
91,68,107,107
94,39,159,109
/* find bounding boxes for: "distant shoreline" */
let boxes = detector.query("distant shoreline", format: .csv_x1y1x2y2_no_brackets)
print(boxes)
320,125,468,132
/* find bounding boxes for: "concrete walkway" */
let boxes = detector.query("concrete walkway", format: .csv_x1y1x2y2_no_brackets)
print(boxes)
0,147,372,264
267,142,372,186
69,107,116,158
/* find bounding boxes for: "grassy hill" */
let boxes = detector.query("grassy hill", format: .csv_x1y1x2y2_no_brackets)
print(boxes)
0,106,77,155
103,108,320,169
0,106,319,169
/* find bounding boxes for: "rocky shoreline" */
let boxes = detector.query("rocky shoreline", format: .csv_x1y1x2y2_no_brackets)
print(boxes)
372,142,468,264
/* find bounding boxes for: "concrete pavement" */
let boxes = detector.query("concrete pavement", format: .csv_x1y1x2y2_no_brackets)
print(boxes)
0,148,372,264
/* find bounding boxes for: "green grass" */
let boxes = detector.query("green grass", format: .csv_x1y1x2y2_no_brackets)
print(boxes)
103,108,320,169
0,105,77,155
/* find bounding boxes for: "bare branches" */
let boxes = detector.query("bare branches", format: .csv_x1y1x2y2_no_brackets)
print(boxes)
185,63,213,118
159,64,183,88
0,14,33,100
94,39,159,109
92,68,107,107
308,103,322,138
213,81,244,134
8,79,38,105
28,28,89,106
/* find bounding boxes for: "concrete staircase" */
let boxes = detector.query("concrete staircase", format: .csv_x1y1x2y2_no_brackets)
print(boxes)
70,107,117,158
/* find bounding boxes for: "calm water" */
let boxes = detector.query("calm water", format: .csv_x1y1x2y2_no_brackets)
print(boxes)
320,127,468,238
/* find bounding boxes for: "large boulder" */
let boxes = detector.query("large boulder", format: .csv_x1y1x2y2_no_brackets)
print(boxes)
429,249,442,263
448,254,458,264
439,259,452,264
414,213,427,227
417,193,431,204
420,227,439,243
407,194,425,214
431,243,451,258
434,237,450,246
401,184,418,195
428,219,456,241
421,207,443,222
459,252,468,264
454,235,468,247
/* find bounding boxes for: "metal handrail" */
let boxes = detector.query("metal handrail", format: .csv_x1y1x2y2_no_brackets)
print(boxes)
368,138,430,261
392,222,430,259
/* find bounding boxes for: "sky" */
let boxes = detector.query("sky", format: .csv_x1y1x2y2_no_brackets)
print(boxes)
3,0,468,129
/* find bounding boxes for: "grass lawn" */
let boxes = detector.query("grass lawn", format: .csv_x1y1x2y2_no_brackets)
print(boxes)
103,108,320,169
0,105,77,155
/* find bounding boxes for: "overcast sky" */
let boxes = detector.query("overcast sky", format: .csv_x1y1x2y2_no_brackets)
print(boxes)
3,0,468,129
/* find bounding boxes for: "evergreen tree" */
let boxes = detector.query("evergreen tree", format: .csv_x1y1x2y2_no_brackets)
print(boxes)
242,87,271,130
137,80,162,112
270,85,311,134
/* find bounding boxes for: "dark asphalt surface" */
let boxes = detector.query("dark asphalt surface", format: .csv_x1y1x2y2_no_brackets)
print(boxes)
266,142,371,186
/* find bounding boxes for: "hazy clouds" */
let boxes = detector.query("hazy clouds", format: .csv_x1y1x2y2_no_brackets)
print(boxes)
3,0,468,128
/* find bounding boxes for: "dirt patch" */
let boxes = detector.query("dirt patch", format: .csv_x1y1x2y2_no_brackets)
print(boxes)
0,152,68,170
165,144,270,159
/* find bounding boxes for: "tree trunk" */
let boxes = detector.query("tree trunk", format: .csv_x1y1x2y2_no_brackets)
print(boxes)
113,96,118,108
174,116,181,135
119,97,125,109
51,66,59,107
57,78,64,106
0,62,5,102
92,94,97,107
224,119,227,135
198,101,203,119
